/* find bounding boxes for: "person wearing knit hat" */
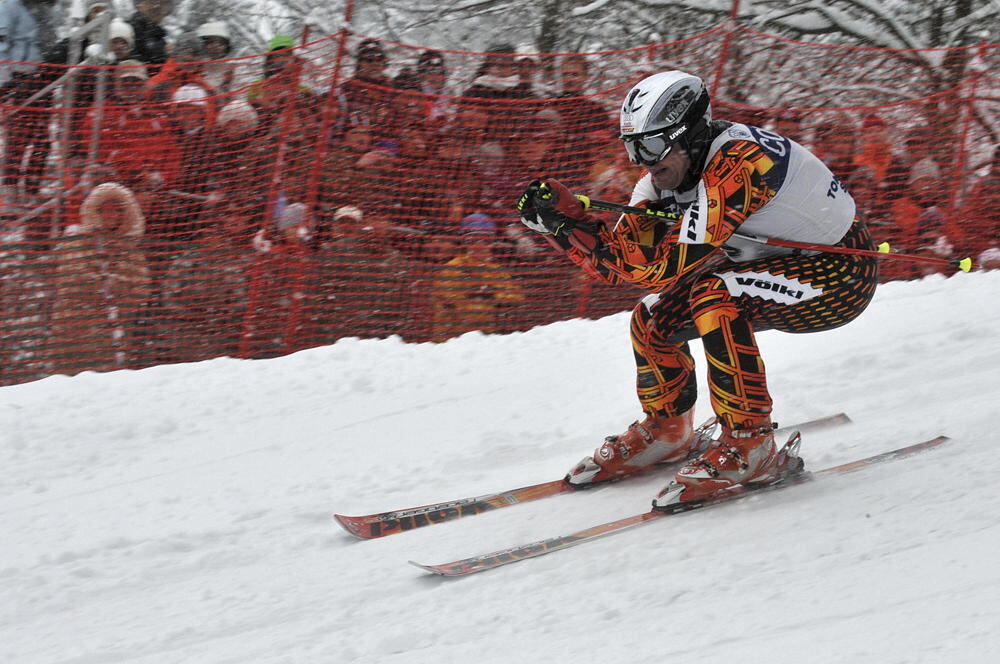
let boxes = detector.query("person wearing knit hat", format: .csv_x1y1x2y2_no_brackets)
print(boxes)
269,34,295,52
172,83,208,106
356,38,386,62
169,83,213,135
334,206,364,223
197,21,235,93
198,21,231,58
166,78,218,234
116,59,148,81
246,35,314,122
112,60,148,109
263,35,297,79
216,98,258,132
108,18,136,61
354,38,388,81
85,0,110,22
416,50,447,93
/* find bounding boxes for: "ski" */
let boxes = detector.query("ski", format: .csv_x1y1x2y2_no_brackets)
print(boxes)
334,412,851,539
410,434,951,577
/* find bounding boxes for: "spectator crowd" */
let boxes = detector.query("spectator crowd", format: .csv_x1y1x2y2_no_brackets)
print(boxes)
1,1,996,384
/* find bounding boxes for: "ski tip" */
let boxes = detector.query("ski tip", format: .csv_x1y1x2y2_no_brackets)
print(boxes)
409,560,450,576
793,412,852,432
333,514,372,540
817,412,852,426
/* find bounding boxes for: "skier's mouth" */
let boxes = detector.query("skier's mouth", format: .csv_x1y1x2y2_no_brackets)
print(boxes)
648,162,680,188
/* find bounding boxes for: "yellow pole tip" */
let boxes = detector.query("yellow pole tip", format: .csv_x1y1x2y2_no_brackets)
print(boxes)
575,195,591,210
877,242,891,253
958,257,973,272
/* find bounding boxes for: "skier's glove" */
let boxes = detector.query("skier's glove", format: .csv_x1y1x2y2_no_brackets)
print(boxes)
516,179,586,237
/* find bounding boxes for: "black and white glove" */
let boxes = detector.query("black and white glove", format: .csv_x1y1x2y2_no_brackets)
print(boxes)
516,179,587,236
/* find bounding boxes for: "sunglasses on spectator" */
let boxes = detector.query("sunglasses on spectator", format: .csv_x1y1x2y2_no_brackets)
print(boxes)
622,127,685,166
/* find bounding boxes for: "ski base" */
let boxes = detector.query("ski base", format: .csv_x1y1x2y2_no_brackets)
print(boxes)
410,435,950,577
335,412,851,539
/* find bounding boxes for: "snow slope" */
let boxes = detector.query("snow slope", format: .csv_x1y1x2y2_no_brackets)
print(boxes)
3,271,999,664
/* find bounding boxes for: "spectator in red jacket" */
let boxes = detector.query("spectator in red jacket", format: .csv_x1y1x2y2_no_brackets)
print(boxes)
85,60,182,242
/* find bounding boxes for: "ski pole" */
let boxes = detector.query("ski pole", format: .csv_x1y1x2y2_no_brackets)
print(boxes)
575,195,974,273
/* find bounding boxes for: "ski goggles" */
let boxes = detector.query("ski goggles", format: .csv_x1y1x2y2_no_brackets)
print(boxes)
621,128,684,166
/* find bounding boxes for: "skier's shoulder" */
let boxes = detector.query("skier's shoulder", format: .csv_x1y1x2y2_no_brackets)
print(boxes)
706,121,771,158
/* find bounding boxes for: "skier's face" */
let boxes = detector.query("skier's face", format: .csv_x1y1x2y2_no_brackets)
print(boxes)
645,144,690,190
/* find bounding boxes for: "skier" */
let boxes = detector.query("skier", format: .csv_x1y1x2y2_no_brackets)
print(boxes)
516,70,879,506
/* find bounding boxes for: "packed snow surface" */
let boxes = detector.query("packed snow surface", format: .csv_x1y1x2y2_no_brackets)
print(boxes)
3,271,1000,663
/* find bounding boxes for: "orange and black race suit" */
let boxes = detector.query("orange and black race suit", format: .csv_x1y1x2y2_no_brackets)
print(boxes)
548,123,879,429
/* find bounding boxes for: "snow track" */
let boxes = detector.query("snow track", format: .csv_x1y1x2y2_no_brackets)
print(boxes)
3,272,999,663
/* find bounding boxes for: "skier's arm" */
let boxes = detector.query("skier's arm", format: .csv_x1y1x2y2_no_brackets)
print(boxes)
515,179,699,286
541,202,720,288
517,146,774,287
614,143,779,289
515,180,718,288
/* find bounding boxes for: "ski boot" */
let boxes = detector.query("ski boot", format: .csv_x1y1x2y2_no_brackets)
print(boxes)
565,410,710,487
652,419,804,508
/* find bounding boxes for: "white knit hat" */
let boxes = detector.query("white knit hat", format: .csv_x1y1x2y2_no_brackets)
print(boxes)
172,84,209,106
116,59,148,80
197,21,231,42
334,206,363,223
109,19,136,50
216,98,258,129
85,0,110,15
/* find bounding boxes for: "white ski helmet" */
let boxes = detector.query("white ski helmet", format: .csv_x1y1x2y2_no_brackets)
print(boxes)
619,70,711,165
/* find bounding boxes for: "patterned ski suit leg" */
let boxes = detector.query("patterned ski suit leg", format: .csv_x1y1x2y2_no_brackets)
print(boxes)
629,295,698,417
634,219,879,428
689,273,773,430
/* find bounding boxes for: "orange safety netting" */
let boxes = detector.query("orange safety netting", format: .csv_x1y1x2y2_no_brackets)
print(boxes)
1,25,998,386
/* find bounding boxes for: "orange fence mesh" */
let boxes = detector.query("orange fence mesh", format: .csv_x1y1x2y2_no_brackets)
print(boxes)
1,25,998,385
